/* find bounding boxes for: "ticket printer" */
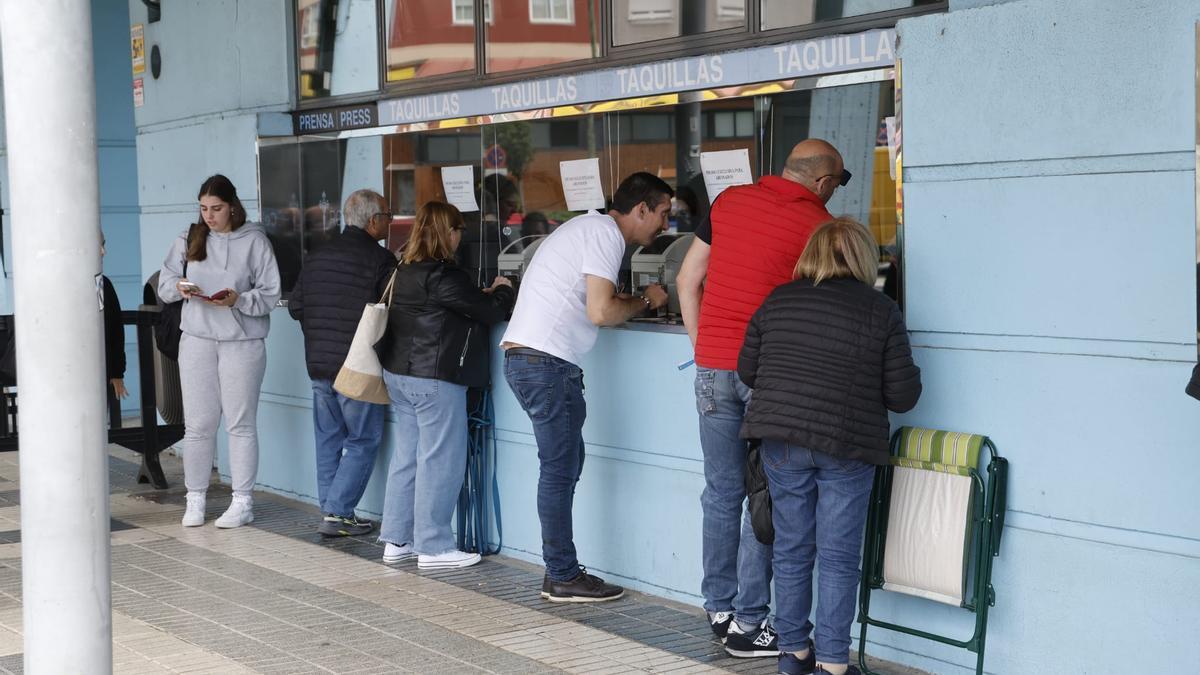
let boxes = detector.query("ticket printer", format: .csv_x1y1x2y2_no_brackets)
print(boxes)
629,233,694,317
496,235,547,289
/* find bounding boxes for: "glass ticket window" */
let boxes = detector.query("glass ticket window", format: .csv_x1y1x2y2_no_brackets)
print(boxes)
384,0,478,83
486,0,602,74
612,0,747,47
296,0,380,99
258,139,348,292
759,0,939,31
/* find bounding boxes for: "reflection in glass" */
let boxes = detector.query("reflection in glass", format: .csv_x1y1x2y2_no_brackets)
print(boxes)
486,0,601,74
296,0,380,99
612,0,746,47
385,0,476,83
368,81,898,297
760,0,937,30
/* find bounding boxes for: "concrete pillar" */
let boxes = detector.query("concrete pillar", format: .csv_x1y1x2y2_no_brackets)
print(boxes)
0,1,113,672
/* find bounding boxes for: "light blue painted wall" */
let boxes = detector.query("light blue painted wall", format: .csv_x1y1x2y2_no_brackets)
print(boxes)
0,0,143,412
878,0,1200,671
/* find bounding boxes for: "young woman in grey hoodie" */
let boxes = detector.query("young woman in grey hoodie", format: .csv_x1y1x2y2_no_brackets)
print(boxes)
158,175,281,529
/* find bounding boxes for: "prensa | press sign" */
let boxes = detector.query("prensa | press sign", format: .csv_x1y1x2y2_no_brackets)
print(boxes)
293,104,376,135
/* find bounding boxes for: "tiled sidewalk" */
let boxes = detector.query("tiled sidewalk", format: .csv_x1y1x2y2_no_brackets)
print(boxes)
0,448,924,674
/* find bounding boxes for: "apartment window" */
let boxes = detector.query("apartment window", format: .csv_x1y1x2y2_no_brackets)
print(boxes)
452,0,492,25
530,0,573,24
628,0,673,23
717,0,745,20
709,110,754,138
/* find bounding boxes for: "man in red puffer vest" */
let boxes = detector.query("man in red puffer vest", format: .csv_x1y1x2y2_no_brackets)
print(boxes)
677,139,848,659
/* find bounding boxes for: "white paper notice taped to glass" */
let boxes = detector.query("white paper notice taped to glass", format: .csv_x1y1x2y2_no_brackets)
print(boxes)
701,149,753,203
559,158,606,211
441,165,479,213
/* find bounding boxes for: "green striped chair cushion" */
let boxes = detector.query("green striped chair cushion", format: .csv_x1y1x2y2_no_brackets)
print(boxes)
892,427,986,477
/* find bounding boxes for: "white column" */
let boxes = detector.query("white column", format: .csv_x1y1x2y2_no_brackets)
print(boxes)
0,1,113,672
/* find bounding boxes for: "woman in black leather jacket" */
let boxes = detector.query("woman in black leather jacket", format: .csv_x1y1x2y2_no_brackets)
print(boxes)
375,201,514,570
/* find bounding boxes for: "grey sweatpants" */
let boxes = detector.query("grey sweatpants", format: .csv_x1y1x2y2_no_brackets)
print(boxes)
178,334,267,497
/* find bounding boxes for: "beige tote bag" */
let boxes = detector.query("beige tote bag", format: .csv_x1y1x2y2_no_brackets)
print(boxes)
333,269,397,404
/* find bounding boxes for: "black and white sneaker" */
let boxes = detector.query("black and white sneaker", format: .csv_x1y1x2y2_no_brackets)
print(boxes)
724,620,780,658
709,611,733,641
318,514,374,537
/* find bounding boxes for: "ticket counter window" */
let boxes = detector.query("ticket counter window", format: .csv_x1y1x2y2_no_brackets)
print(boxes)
296,0,380,99
486,0,602,74
611,0,746,47
759,0,939,30
385,0,478,83
258,139,348,292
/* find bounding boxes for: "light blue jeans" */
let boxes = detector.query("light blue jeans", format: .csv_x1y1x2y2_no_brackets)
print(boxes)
311,379,385,518
379,371,468,555
762,439,875,663
696,366,773,626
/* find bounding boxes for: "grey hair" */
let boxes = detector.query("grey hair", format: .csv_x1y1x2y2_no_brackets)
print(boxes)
342,189,385,229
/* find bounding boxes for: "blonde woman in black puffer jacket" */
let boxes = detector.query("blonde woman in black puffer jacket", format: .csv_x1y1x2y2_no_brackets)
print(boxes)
737,218,921,675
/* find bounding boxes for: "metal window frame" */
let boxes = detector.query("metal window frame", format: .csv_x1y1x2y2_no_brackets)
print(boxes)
291,0,942,110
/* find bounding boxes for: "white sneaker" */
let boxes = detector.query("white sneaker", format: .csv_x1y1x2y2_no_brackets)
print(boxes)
181,492,206,527
382,542,416,564
417,549,481,570
214,496,254,529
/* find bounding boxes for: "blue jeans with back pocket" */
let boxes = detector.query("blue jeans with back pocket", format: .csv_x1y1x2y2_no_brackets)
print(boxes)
504,350,587,582
761,438,875,663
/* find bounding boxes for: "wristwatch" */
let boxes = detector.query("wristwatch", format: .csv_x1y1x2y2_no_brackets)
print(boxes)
640,295,652,309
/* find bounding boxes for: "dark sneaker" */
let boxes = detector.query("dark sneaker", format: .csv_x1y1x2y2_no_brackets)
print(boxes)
777,641,816,674
814,667,859,675
318,514,373,537
725,620,780,658
540,568,624,603
709,610,733,641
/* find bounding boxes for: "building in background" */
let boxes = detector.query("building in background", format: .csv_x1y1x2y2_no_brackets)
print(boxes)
0,1,1195,672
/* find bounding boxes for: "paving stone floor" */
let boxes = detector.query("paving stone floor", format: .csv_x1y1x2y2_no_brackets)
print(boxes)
0,447,925,674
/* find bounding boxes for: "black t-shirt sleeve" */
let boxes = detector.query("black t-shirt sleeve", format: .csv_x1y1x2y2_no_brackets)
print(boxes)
695,212,712,244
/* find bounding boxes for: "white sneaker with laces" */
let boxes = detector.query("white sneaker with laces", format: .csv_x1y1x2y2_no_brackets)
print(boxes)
215,496,254,529
181,492,206,527
382,542,416,564
417,549,481,570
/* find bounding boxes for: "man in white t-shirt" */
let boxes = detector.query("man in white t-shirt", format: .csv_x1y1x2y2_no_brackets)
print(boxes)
501,172,671,603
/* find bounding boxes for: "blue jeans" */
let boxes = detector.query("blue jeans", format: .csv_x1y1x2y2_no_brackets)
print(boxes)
696,366,773,626
504,350,586,582
762,439,875,663
379,372,468,555
311,379,386,518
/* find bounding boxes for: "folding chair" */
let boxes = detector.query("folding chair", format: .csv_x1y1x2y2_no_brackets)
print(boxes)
857,427,1009,675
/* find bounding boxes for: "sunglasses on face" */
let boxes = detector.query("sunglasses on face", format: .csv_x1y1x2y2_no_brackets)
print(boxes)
819,169,852,187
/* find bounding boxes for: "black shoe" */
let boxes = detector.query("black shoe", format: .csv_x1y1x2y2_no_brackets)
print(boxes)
725,620,780,658
709,611,733,641
777,641,816,674
318,514,373,537
540,568,625,603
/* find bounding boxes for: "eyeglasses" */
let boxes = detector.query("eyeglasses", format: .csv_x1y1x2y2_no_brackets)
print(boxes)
374,212,393,221
817,169,852,187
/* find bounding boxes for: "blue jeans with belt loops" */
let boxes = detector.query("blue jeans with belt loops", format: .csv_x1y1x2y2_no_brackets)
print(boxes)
696,366,772,627
504,350,587,582
762,439,875,663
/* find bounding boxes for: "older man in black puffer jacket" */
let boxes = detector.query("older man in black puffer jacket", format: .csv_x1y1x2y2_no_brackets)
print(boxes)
289,189,397,537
